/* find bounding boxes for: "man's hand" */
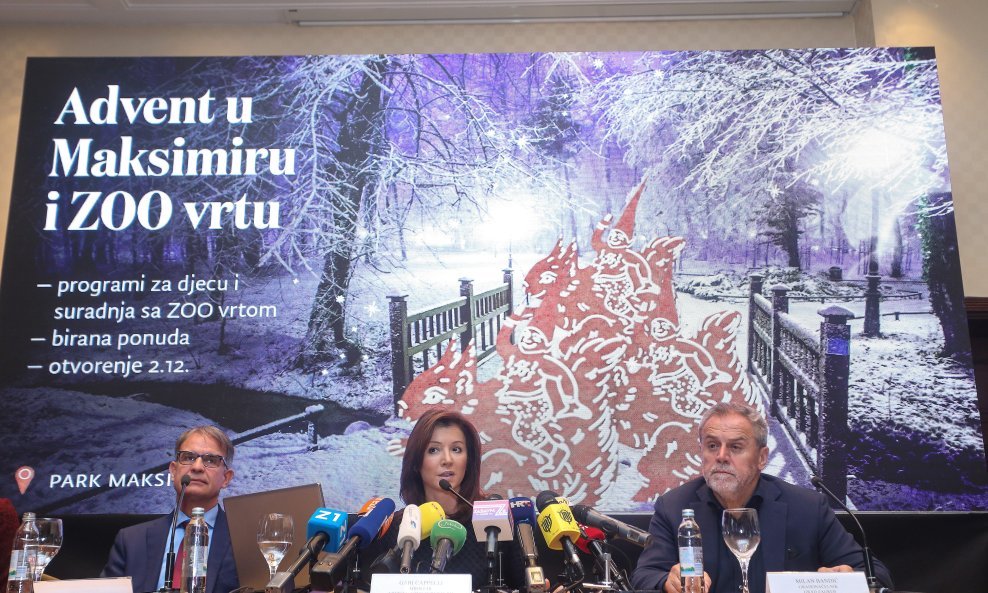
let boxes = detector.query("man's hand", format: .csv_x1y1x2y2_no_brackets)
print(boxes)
817,565,854,573
663,564,712,593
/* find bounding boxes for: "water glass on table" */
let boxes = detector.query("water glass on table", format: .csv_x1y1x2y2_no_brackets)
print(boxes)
32,517,63,581
722,508,761,593
257,513,294,580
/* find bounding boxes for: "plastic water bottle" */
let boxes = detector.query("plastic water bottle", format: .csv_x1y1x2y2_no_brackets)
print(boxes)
6,512,39,593
180,507,209,593
678,508,704,593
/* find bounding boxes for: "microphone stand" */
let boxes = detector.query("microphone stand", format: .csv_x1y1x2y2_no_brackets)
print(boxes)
811,476,886,593
159,475,190,593
585,539,631,592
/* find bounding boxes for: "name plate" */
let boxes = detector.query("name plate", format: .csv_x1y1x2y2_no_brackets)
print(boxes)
767,571,868,593
371,573,472,593
34,577,132,593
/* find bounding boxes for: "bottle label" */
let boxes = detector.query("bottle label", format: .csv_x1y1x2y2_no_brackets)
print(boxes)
7,549,33,580
679,546,703,575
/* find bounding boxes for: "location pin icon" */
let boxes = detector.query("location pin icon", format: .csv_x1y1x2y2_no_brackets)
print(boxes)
15,466,34,494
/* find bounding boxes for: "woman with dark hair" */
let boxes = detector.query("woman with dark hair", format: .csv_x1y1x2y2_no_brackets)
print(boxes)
399,408,484,521
364,409,522,590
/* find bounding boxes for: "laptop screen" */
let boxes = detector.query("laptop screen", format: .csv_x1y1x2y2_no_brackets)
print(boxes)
223,483,325,590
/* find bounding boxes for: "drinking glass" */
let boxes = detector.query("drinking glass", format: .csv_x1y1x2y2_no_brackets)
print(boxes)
722,508,760,593
33,517,64,581
257,513,293,580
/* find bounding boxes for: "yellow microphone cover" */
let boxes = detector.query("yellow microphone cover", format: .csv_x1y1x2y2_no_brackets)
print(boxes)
418,501,447,538
536,501,580,551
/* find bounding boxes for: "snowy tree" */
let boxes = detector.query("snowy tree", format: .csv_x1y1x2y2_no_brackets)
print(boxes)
590,48,948,269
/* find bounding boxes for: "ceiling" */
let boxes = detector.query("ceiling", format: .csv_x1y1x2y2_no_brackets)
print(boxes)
0,1,860,26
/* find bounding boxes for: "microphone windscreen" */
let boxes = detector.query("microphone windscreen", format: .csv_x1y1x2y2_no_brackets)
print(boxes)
419,501,446,538
571,504,591,524
430,518,469,555
306,507,348,552
358,496,396,538
575,525,606,554
535,490,559,512
439,478,453,492
349,497,396,549
396,504,422,548
180,474,192,487
510,497,536,526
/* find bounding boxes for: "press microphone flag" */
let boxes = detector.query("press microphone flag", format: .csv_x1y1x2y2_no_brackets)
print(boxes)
429,518,469,573
535,491,585,582
471,498,514,543
571,503,653,547
535,492,581,551
306,507,348,553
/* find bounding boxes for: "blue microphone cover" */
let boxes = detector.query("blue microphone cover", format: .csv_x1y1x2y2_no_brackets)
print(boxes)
509,496,537,525
349,497,397,549
306,507,348,553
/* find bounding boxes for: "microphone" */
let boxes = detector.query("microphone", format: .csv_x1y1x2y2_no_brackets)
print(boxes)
359,496,397,537
473,496,514,588
810,476,887,593
472,497,514,558
510,496,546,593
161,474,191,592
265,507,347,593
571,504,653,547
429,518,469,573
576,525,632,591
397,505,422,574
535,491,585,583
368,502,443,577
366,505,421,577
439,478,474,509
310,497,396,591
418,501,446,538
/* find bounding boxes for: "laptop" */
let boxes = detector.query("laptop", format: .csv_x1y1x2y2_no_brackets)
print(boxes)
223,483,326,590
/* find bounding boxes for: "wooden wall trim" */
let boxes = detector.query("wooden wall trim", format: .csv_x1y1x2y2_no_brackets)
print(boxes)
966,297,988,319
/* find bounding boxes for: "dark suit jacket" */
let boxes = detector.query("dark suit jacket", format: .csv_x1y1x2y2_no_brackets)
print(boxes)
101,507,239,593
631,475,892,593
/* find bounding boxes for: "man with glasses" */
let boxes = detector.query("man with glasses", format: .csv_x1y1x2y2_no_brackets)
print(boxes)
102,425,239,593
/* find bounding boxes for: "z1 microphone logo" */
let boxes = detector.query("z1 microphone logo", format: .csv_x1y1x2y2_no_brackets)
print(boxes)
540,514,553,534
15,466,35,494
560,509,573,523
314,509,343,522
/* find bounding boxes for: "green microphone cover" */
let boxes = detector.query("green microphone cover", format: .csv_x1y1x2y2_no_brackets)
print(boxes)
430,518,468,555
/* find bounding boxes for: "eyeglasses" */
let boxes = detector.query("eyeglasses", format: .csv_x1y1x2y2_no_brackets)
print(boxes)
175,450,227,469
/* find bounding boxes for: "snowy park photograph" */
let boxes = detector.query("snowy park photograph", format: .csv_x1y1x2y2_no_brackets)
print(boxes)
0,48,984,514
